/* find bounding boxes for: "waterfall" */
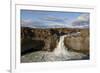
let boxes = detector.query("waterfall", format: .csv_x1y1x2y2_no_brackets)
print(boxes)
53,32,81,57
41,33,87,61
22,33,87,62
54,35,68,56
51,32,86,60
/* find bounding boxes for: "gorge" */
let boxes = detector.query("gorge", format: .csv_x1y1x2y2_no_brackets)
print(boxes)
21,27,89,62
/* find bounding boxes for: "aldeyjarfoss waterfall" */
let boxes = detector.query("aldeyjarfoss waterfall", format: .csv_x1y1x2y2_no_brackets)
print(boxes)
21,32,88,62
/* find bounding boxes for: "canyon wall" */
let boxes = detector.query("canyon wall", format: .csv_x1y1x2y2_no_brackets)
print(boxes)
21,27,89,55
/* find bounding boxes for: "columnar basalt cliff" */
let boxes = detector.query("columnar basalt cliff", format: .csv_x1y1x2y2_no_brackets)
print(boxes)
21,27,89,56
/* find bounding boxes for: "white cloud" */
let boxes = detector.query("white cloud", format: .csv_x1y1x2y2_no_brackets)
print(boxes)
21,19,33,25
21,16,68,28
71,14,89,28
21,14,89,28
77,14,89,22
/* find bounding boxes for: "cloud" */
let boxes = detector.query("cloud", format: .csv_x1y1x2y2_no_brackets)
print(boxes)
21,19,46,28
77,14,89,21
21,13,89,28
21,16,69,28
42,16,67,23
21,19,33,27
71,14,89,28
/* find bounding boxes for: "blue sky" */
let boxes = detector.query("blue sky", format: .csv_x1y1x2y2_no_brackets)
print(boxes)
21,10,89,28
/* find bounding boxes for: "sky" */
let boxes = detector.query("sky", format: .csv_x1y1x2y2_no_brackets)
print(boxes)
21,10,90,28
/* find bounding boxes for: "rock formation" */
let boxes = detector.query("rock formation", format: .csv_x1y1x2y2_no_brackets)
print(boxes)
21,27,89,57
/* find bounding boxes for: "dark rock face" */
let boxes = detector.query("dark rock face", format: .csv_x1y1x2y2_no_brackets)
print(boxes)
21,27,60,55
21,27,89,55
21,39,45,55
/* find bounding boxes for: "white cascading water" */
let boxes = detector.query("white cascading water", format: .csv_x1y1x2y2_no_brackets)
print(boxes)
42,32,86,61
54,35,68,56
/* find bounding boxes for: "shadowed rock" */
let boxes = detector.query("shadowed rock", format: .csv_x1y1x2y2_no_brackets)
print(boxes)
21,39,45,55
